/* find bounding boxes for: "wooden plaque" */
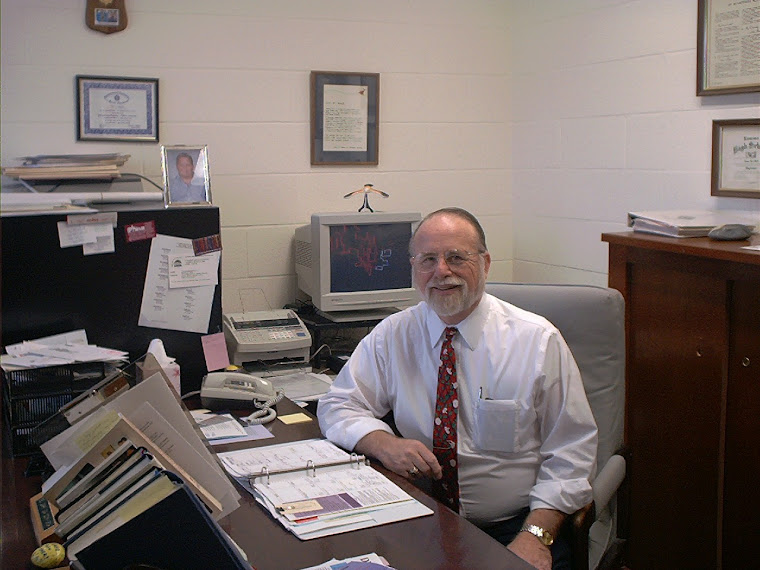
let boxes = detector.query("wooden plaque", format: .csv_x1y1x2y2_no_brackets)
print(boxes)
86,0,128,34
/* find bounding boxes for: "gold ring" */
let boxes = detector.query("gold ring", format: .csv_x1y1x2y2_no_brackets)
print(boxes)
408,467,420,477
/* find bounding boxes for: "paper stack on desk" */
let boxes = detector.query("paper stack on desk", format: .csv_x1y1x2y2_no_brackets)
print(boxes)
2,153,130,180
1,329,128,370
218,438,433,540
627,210,758,238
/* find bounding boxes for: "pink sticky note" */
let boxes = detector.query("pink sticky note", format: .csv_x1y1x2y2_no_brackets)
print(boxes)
201,332,230,372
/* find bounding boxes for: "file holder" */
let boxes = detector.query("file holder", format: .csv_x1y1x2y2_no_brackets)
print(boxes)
2,361,119,458
70,471,250,570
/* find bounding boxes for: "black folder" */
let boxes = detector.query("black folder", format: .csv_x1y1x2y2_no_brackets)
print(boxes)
72,472,249,570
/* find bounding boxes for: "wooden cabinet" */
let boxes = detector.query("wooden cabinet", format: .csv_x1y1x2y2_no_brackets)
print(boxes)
602,231,760,570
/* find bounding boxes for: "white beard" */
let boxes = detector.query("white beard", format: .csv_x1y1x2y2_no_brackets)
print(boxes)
423,278,469,316
418,274,485,318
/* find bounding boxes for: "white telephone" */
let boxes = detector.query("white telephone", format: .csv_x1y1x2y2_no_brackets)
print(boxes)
200,371,284,425
200,371,276,408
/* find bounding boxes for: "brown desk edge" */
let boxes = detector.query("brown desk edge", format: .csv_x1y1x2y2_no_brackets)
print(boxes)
2,398,532,570
602,230,760,267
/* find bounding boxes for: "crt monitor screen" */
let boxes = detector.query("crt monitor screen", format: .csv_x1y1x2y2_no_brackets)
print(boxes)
328,222,412,293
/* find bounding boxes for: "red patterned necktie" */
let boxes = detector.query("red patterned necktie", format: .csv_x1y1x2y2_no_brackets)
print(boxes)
433,326,459,511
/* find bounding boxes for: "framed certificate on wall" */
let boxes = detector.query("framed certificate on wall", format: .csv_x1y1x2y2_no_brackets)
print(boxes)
76,75,159,142
310,71,379,165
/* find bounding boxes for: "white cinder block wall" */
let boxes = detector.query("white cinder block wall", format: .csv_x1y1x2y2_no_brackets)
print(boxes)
509,1,759,285
0,0,512,314
2,1,758,311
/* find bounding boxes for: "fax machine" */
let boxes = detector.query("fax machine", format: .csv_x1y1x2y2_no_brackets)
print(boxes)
222,310,312,376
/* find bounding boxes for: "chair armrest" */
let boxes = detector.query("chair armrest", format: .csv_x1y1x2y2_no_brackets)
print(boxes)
592,454,626,513
570,502,594,570
569,451,627,570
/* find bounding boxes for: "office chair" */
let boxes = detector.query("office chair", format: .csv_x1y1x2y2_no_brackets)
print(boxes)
485,283,627,570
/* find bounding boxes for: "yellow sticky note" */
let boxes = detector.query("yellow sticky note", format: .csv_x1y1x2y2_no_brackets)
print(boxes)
278,413,312,424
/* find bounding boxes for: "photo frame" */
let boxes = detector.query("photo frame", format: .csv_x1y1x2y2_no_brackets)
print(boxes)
161,145,212,207
697,0,760,95
711,119,760,199
76,75,159,141
310,71,379,165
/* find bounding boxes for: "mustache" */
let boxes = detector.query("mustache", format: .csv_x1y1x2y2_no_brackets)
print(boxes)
426,277,465,290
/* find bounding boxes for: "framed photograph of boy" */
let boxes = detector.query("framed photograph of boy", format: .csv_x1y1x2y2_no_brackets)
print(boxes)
161,145,211,207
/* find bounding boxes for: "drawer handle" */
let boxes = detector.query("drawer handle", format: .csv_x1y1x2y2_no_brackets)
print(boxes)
741,357,750,367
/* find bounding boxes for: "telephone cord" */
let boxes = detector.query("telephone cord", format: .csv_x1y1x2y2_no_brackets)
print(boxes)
243,389,286,425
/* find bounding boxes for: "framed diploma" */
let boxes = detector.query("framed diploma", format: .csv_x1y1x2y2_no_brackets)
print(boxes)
76,75,159,142
697,0,760,95
310,71,379,165
711,119,760,198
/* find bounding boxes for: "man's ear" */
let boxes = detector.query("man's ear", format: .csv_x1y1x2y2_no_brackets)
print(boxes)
482,251,492,277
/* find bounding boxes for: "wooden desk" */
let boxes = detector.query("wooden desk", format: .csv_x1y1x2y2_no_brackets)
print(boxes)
602,231,760,570
2,399,533,570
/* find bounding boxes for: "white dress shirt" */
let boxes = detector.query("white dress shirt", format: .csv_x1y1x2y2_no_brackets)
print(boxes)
317,293,597,524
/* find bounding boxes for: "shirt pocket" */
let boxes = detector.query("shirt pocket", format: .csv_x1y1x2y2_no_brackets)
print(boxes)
473,398,520,453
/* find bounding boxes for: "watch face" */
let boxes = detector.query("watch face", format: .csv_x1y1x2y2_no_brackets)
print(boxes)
523,524,553,546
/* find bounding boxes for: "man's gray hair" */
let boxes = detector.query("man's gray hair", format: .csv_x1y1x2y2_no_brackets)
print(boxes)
410,207,488,253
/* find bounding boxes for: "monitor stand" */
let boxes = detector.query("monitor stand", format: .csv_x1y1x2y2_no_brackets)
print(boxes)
316,308,398,323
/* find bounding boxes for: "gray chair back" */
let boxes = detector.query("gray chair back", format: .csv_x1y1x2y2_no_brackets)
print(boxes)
484,283,625,475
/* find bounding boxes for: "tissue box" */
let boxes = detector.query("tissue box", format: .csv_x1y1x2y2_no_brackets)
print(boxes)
137,360,181,396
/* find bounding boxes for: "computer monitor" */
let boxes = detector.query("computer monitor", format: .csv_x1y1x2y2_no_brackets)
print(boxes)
295,211,422,321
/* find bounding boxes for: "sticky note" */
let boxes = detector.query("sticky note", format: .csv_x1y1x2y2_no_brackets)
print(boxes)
278,413,312,424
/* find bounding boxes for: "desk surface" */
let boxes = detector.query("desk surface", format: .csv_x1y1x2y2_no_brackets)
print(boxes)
1,399,533,570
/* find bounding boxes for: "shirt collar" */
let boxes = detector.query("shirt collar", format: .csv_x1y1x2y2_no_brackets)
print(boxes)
424,293,491,351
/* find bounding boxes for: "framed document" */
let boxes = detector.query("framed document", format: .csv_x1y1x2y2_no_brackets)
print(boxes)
711,119,760,198
76,75,159,142
161,145,212,207
697,0,760,95
310,71,379,165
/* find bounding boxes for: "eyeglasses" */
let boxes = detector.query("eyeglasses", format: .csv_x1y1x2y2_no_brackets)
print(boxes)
410,250,483,273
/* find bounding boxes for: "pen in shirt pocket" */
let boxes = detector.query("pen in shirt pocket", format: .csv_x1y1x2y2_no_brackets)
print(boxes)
478,387,492,400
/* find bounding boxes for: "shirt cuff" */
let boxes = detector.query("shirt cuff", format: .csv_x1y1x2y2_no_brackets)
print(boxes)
529,478,593,514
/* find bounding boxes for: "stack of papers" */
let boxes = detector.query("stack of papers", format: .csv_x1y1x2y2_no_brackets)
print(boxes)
1,329,128,370
192,411,275,446
268,371,333,402
627,210,758,238
218,438,433,540
2,153,130,180
300,553,395,570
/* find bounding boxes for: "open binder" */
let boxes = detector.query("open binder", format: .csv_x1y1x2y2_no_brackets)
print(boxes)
218,438,433,540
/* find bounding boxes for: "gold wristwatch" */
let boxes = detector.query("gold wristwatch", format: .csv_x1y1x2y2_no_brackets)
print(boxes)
519,523,554,546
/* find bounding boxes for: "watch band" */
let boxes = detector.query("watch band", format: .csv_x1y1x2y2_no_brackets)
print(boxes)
519,523,554,546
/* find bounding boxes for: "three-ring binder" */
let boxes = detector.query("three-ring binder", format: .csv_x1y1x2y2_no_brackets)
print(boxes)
249,453,368,486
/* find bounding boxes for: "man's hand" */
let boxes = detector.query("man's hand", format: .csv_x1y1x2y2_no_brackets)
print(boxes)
355,430,442,480
507,508,565,570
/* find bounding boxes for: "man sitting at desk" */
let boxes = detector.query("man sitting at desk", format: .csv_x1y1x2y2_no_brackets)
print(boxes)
317,207,597,570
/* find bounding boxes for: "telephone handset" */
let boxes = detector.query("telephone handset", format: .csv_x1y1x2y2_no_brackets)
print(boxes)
200,371,283,424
